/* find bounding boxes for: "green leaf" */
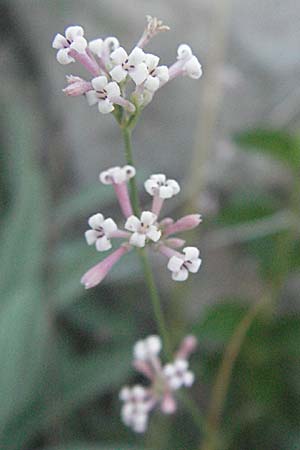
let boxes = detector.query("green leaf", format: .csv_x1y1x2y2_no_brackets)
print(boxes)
235,128,300,171
0,289,50,438
192,301,247,344
0,99,48,301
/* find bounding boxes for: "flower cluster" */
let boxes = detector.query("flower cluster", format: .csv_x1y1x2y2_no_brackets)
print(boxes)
81,166,202,289
52,17,202,115
120,335,197,433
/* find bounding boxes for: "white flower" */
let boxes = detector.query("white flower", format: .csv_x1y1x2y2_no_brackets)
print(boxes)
177,44,202,79
163,359,195,390
167,246,202,281
133,335,162,361
144,174,180,199
85,213,117,251
110,47,148,85
85,76,121,114
89,36,119,59
99,165,136,185
120,385,152,433
52,25,87,65
144,54,169,92
125,211,161,247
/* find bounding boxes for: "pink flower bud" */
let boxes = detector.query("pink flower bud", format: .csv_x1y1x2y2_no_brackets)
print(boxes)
164,214,202,236
63,76,92,96
176,335,197,360
81,245,130,289
161,392,177,414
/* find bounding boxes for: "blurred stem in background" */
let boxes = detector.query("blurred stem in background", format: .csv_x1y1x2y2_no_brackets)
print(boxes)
200,166,300,450
185,0,234,213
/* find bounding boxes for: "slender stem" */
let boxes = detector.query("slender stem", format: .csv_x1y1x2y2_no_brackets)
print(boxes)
139,248,172,358
122,127,140,216
121,125,208,437
200,295,269,450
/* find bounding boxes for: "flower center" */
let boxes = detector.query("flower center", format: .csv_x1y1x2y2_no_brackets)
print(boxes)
122,59,135,71
96,89,108,100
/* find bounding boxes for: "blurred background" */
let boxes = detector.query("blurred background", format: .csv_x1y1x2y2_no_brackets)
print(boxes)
1,0,300,449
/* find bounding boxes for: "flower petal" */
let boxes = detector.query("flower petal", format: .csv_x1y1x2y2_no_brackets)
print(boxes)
110,65,127,83
70,36,87,53
65,25,84,41
102,218,118,235
141,211,157,226
172,268,189,281
85,229,98,245
155,65,169,83
104,36,120,52
98,99,114,114
96,236,112,252
146,225,161,242
52,33,67,49
185,55,202,79
92,75,108,91
167,256,183,272
88,213,104,229
183,246,200,261
128,47,146,65
111,47,128,65
56,48,74,65
125,215,140,232
186,258,202,273
105,81,121,98
130,232,146,248
145,53,160,71
177,44,192,61
159,185,175,199
89,38,104,56
144,75,160,92
130,63,148,85
85,90,99,106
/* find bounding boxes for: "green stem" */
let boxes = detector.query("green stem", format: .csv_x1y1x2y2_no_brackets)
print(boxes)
138,248,172,358
121,125,208,437
122,127,140,216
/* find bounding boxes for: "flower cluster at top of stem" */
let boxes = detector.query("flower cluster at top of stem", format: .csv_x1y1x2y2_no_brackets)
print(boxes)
120,335,197,433
81,166,202,289
52,16,202,122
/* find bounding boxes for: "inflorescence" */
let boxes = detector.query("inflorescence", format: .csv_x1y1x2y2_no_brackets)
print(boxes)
52,16,202,117
81,166,202,289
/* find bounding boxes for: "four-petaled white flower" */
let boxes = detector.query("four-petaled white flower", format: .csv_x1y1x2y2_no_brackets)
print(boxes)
52,25,87,65
86,76,121,114
167,246,202,281
163,359,195,390
99,165,136,185
85,213,117,251
89,36,119,59
119,385,152,433
144,54,169,92
177,44,202,79
134,335,162,361
110,47,149,85
125,211,161,247
144,174,180,199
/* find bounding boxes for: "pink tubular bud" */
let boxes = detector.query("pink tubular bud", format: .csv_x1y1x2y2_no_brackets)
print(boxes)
81,245,130,289
158,244,181,259
161,392,177,414
113,182,133,218
151,195,164,217
164,238,186,249
68,49,101,76
176,335,197,360
164,214,202,237
63,76,93,96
